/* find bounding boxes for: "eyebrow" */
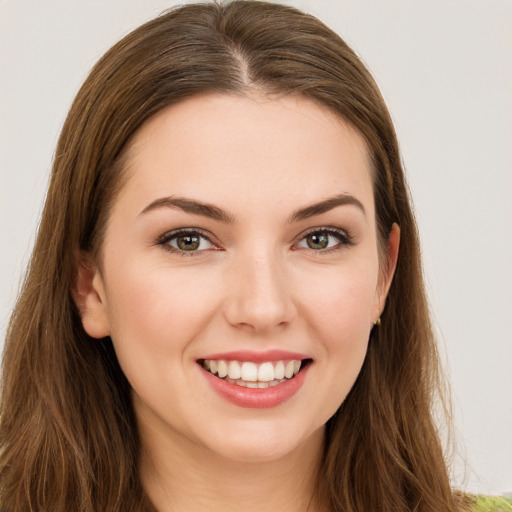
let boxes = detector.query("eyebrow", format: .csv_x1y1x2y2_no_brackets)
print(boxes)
139,193,365,223
289,193,366,222
140,196,236,223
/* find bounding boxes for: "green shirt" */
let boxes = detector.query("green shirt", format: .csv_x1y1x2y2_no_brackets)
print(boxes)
469,495,512,511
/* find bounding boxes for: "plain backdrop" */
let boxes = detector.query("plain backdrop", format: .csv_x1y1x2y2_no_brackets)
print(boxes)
1,0,511,496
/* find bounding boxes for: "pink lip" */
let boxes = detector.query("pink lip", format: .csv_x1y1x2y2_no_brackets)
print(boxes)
199,361,310,409
199,349,310,362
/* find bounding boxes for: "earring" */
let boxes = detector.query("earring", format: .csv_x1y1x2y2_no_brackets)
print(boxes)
374,317,381,326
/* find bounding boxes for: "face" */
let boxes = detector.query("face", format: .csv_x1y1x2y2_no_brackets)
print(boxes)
78,93,398,464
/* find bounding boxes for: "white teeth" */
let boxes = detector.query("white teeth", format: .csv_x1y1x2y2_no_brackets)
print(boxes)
284,361,295,379
217,360,228,378
241,362,258,382
274,360,285,379
228,360,241,380
258,362,274,382
202,358,307,387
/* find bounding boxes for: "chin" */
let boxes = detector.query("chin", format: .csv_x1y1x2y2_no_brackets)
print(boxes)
201,421,324,464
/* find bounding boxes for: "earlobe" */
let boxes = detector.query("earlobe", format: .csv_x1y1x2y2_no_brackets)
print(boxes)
73,254,111,339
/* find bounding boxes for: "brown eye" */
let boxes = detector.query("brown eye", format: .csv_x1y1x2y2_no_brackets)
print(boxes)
161,230,215,253
176,234,200,251
296,229,351,252
306,233,329,250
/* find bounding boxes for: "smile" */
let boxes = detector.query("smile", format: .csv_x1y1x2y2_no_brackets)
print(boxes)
201,359,303,388
198,351,312,408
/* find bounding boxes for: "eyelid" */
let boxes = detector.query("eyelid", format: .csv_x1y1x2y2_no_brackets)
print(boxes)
156,227,220,254
293,226,354,252
155,225,353,255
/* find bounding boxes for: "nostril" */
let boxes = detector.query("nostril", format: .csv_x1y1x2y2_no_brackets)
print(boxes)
222,266,297,331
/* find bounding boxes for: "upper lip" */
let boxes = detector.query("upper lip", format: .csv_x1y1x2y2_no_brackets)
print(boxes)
198,349,311,363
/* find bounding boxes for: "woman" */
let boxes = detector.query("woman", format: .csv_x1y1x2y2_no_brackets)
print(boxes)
0,1,471,510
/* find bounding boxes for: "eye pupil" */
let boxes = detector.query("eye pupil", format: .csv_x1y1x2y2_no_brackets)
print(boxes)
307,233,329,250
177,235,200,251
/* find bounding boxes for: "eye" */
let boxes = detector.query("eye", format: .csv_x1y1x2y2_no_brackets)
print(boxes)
158,229,216,254
296,228,352,252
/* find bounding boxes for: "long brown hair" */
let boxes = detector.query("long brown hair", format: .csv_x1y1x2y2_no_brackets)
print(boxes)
1,1,460,510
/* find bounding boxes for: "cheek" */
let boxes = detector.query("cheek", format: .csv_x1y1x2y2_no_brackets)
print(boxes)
103,260,223,355
101,262,223,415
310,275,375,367
294,264,377,407
295,262,379,337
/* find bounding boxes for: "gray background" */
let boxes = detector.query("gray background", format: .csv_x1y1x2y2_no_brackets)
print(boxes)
1,0,511,496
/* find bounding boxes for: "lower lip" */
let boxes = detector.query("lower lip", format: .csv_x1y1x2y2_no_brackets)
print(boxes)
200,364,310,409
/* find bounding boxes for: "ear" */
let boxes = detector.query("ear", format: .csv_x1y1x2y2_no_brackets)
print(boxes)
73,253,111,339
373,223,400,322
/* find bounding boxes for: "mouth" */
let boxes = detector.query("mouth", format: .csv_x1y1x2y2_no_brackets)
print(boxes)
198,358,313,389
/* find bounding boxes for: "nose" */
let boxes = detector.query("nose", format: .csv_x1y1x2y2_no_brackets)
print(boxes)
222,249,297,333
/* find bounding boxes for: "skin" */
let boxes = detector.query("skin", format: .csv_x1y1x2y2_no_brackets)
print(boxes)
76,93,399,512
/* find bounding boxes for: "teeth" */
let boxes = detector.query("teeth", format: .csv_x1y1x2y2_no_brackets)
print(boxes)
202,358,305,387
217,360,228,378
284,361,295,379
258,362,274,382
228,360,241,379
241,362,258,382
274,361,285,380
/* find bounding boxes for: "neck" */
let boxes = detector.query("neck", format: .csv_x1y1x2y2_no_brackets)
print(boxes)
138,418,327,512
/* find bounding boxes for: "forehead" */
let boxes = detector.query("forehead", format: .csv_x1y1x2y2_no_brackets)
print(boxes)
116,93,374,220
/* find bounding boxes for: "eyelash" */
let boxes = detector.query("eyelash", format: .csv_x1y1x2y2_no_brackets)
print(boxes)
156,227,353,256
156,228,217,256
294,227,354,254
